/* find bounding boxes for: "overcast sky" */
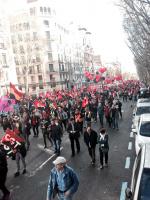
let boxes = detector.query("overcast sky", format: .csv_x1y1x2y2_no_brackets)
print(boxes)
1,0,137,74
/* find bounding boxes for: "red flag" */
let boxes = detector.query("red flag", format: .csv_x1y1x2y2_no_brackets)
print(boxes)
82,97,88,108
95,74,101,82
99,67,107,74
10,82,24,101
57,94,63,100
33,100,46,108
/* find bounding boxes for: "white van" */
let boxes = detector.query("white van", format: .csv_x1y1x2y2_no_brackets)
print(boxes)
126,143,150,200
134,114,150,155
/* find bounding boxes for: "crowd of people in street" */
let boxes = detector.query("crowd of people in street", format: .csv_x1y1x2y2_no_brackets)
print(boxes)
0,80,141,200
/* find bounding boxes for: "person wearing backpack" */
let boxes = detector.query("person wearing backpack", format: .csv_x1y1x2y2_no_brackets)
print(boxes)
97,128,109,169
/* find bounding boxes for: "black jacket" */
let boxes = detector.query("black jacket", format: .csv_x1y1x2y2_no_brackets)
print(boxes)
67,122,80,139
0,148,7,172
97,134,109,149
84,129,97,148
51,124,62,140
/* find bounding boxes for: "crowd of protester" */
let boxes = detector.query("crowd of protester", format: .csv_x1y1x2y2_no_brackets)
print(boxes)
0,80,142,200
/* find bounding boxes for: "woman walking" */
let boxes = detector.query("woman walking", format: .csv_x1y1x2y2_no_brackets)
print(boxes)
97,128,109,169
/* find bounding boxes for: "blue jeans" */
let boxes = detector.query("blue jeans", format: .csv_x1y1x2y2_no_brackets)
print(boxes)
57,193,73,200
54,139,61,153
112,117,119,129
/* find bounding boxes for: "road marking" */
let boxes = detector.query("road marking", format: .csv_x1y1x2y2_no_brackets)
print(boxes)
130,132,134,138
128,142,132,150
120,182,128,200
125,157,130,169
36,147,63,171
37,144,54,154
27,147,63,177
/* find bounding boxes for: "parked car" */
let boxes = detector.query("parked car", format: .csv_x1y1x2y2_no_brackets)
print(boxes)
138,88,150,99
126,143,150,200
133,114,150,154
132,102,150,130
137,98,150,104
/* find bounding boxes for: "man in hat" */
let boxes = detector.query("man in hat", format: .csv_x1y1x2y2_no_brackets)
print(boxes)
46,156,79,200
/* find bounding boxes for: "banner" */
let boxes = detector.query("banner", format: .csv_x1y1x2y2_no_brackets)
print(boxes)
1,129,24,156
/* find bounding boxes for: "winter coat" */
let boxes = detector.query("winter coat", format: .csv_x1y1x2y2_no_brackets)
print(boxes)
84,129,98,148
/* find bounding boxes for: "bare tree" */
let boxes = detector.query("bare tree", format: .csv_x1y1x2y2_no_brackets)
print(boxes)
119,0,150,83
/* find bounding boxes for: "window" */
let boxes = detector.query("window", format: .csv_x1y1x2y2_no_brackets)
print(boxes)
37,65,41,73
44,7,47,13
18,23,22,31
11,36,16,44
13,47,17,54
0,43,5,49
31,76,35,82
39,84,43,89
18,34,23,41
18,86,22,91
14,57,19,65
39,76,43,89
29,66,35,74
62,64,64,71
38,75,43,81
36,55,40,62
50,75,53,81
40,7,43,13
48,53,52,60
25,33,30,41
2,54,7,65
140,122,150,137
43,20,49,26
136,107,150,116
18,77,21,83
29,66,32,74
49,64,54,72
16,68,20,75
24,22,30,30
45,31,50,40
20,46,25,54
30,7,36,16
32,86,36,91
21,56,26,64
33,32,38,40
48,7,51,14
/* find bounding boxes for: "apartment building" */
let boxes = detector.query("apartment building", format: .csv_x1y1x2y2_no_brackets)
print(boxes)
6,0,88,95
0,4,17,96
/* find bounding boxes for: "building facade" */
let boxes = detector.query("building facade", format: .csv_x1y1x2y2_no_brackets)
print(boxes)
7,0,90,94
0,3,17,96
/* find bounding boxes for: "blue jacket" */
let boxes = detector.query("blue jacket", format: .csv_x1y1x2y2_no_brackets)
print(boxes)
47,165,79,200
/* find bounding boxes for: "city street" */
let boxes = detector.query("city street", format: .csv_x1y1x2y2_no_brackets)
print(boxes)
1,101,136,200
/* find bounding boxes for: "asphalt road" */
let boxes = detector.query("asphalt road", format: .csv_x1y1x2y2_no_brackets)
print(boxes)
0,101,136,200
